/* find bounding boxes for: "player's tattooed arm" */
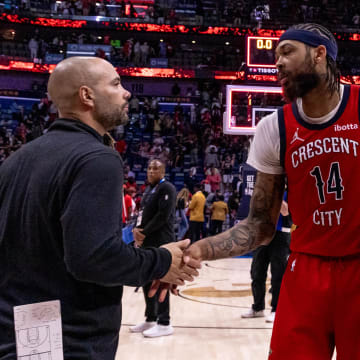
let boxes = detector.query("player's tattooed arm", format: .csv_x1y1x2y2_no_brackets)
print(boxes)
189,172,285,261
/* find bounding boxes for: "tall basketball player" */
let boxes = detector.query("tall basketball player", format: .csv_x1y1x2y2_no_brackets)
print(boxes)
183,23,360,359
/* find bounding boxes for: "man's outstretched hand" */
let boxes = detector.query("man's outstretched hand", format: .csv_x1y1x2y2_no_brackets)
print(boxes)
160,239,201,285
148,281,179,302
183,241,203,264
148,239,202,302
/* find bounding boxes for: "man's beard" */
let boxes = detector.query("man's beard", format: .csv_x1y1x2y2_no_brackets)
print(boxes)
281,55,321,103
94,103,129,130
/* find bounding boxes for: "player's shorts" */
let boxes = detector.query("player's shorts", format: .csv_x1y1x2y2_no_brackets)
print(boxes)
269,251,360,360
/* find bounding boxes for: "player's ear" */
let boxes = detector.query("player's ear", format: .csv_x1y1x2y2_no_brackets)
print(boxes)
314,45,326,64
79,86,95,108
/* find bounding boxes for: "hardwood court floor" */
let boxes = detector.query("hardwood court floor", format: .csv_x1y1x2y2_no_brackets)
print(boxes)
116,258,274,360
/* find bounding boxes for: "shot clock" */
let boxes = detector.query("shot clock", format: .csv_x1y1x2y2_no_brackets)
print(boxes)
246,36,280,68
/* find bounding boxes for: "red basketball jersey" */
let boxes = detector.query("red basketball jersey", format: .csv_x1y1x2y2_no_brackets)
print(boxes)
279,85,360,256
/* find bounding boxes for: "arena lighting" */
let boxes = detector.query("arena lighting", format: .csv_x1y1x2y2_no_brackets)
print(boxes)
0,61,56,73
348,34,360,41
256,29,284,37
1,13,360,40
214,75,237,80
247,74,278,82
1,61,360,84
0,13,87,28
117,67,194,78
123,23,190,33
340,75,360,85
214,71,245,80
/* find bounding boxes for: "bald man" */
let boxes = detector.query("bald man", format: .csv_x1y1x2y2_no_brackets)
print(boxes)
0,57,199,359
131,159,177,338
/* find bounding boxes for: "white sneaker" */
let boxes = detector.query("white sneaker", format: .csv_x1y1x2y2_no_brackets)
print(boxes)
129,321,156,333
142,324,174,338
241,308,265,318
266,312,276,323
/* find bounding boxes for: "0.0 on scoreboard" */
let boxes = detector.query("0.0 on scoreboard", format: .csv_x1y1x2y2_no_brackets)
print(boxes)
246,36,280,68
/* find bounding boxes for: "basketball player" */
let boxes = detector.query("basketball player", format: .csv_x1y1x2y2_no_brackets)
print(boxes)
0,57,200,359
181,23,360,359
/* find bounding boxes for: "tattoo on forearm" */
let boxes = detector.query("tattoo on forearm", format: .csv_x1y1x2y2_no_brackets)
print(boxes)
202,173,285,260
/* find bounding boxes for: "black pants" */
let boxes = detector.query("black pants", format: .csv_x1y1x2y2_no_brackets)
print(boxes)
189,221,203,243
250,231,290,312
143,281,170,325
210,219,223,235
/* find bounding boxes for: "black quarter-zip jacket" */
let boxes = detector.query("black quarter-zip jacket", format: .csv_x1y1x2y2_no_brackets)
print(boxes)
0,119,171,359
139,181,177,248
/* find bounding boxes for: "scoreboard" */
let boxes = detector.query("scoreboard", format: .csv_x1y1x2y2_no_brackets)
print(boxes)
246,36,280,68
246,36,279,76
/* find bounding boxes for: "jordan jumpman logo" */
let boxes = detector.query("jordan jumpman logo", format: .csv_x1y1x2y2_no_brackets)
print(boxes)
290,128,305,144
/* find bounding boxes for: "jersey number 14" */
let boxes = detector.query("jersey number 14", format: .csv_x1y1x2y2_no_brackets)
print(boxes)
310,162,344,204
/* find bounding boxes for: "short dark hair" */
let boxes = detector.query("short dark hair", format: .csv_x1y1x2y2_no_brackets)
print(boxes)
148,159,165,172
194,183,202,191
218,195,224,201
289,23,340,95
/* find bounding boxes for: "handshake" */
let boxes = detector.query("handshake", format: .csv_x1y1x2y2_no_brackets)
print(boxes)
149,239,204,302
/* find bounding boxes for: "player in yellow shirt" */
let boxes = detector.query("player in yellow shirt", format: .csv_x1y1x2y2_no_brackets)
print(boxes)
210,195,229,235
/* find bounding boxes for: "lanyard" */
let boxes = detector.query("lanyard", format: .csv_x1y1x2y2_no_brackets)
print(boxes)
150,178,165,194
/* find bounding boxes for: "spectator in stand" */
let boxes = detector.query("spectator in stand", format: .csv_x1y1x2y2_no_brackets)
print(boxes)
210,195,228,235
95,48,108,60
129,95,140,113
176,187,190,240
74,0,82,15
0,148,5,166
206,188,220,206
119,0,126,17
97,3,107,16
227,190,240,227
123,164,135,182
221,153,234,191
133,41,141,66
28,37,39,60
187,164,197,193
145,4,154,21
129,4,137,18
115,137,127,156
158,148,169,166
123,38,133,63
206,165,221,193
159,40,167,58
195,0,204,25
167,8,177,26
162,113,173,135
122,186,133,226
154,4,165,24
204,145,219,168
125,176,137,192
151,96,159,113
352,12,360,25
154,116,162,133
188,183,206,243
139,141,151,164
171,82,181,96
